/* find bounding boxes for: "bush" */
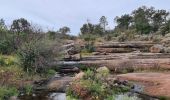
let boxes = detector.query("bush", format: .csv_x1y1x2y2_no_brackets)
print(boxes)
67,69,132,99
0,86,19,100
0,55,17,66
17,37,58,74
0,39,14,54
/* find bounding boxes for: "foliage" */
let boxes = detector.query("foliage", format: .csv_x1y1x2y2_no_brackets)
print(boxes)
0,86,19,100
67,69,131,100
46,69,56,77
0,20,14,54
17,37,57,74
115,6,170,35
58,26,70,34
23,84,33,95
115,14,132,31
81,34,96,53
10,18,31,33
99,16,108,33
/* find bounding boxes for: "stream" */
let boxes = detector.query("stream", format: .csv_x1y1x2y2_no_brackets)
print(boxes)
18,78,159,100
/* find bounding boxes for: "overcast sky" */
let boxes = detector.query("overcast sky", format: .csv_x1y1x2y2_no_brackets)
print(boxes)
0,0,170,35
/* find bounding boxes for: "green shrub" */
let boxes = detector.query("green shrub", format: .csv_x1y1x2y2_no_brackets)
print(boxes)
0,39,14,54
0,86,19,100
24,84,33,95
46,69,56,77
83,69,94,79
17,38,58,74
0,55,17,66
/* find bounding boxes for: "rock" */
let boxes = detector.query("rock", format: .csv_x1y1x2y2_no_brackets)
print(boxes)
117,72,170,97
67,47,79,55
161,37,170,47
164,47,170,53
74,72,85,80
150,44,164,53
9,96,18,100
95,48,133,53
64,54,71,61
47,76,73,92
92,52,100,55
71,54,81,61
64,54,81,61
59,67,80,73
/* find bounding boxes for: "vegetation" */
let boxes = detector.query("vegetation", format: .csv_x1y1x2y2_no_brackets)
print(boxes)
0,5,170,99
66,68,131,100
79,6,170,42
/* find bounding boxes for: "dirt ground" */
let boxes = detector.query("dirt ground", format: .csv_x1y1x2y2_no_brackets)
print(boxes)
117,72,170,97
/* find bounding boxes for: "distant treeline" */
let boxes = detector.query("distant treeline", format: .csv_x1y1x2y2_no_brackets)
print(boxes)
80,6,170,36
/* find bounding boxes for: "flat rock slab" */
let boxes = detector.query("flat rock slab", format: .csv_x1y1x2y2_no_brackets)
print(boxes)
117,72,170,97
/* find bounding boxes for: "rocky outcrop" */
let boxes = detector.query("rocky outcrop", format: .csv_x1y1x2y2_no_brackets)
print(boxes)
95,48,134,53
117,72,170,97
60,53,170,72
95,41,156,53
64,54,81,61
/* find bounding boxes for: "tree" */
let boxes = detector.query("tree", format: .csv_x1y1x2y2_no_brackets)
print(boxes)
93,24,104,36
132,6,153,34
80,23,94,35
99,16,108,32
115,14,132,31
58,26,70,34
47,31,56,40
0,19,7,31
159,20,170,36
152,10,169,32
10,18,31,33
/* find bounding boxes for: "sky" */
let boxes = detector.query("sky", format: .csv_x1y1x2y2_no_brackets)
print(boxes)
0,0,170,35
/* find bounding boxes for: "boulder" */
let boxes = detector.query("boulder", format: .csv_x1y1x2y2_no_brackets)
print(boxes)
150,45,164,53
47,76,73,92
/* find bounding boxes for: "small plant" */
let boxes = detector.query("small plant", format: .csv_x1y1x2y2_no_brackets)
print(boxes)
24,84,33,95
46,69,56,77
83,69,94,79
